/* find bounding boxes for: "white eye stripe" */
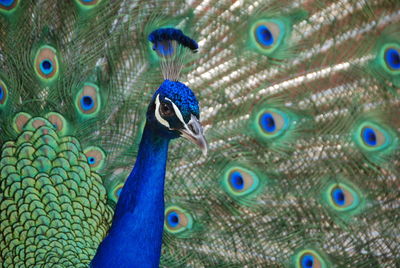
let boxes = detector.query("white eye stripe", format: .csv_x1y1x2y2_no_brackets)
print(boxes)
165,97,185,125
155,94,170,128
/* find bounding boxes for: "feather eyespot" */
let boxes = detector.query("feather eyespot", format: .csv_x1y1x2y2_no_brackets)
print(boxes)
115,186,123,197
0,0,18,12
222,166,260,197
75,0,101,8
300,254,315,268
75,83,101,117
384,47,400,71
352,121,398,164
354,122,392,152
260,112,277,133
371,40,400,87
297,251,323,268
40,59,53,75
12,112,32,133
34,46,59,81
326,183,360,212
257,109,289,138
331,187,345,206
292,249,329,268
255,24,275,47
229,171,245,190
164,206,193,234
88,157,96,164
0,80,8,107
251,19,286,55
45,112,68,136
251,103,303,150
109,183,124,203
84,146,106,171
81,96,95,111
167,211,180,228
361,127,378,147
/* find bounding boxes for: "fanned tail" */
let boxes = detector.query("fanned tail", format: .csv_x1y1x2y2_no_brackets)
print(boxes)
160,0,400,267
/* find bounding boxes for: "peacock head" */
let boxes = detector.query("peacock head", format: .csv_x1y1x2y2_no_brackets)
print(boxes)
147,79,207,156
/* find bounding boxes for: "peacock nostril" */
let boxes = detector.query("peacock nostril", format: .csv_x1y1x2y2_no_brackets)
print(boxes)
189,123,198,135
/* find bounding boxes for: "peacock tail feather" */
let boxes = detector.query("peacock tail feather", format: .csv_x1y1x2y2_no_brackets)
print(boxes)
0,0,399,267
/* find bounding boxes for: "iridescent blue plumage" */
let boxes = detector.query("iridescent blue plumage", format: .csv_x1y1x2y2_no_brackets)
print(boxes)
155,80,199,120
92,57,206,266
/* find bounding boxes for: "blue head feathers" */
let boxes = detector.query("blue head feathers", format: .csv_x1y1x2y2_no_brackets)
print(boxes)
147,80,200,137
154,80,199,120
147,79,206,155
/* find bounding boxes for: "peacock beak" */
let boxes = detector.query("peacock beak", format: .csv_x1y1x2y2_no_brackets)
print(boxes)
178,114,208,156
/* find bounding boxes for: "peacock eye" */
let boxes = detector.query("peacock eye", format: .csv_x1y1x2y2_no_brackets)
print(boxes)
160,102,174,117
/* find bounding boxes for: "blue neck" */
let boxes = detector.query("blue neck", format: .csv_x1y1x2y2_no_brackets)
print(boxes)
91,123,170,268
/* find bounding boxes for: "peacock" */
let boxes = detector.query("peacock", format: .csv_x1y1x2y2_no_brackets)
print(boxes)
0,0,399,267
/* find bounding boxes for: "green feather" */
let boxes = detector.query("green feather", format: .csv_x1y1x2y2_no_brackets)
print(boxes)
0,0,19,15
245,9,308,59
352,119,399,164
74,0,103,11
369,27,400,87
320,176,366,218
291,248,331,268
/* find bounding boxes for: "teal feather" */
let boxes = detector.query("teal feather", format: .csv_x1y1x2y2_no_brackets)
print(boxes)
0,0,400,267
